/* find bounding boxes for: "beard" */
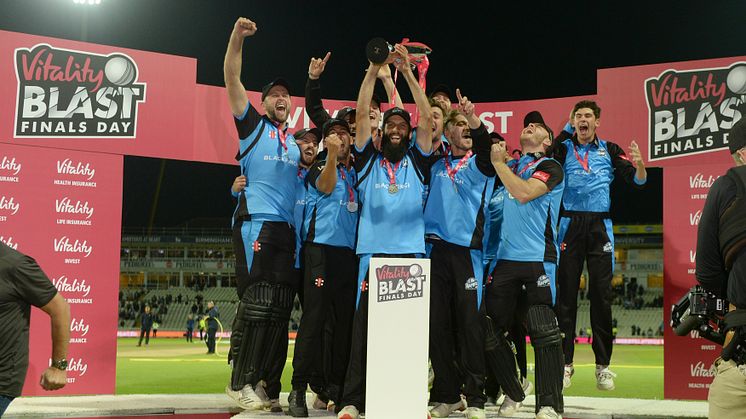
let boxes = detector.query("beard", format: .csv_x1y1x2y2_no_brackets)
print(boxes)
266,107,288,124
381,133,408,163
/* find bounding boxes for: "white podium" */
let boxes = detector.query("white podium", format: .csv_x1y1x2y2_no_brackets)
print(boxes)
366,258,431,419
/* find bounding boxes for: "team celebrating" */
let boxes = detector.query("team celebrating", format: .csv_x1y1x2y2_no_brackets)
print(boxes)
223,17,647,419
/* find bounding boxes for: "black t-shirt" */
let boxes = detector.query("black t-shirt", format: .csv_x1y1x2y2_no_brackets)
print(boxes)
0,242,57,397
696,169,746,308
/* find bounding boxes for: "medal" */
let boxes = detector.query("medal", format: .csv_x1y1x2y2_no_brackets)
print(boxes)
444,151,472,193
347,202,358,212
382,158,401,195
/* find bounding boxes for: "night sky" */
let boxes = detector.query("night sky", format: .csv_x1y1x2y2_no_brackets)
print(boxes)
1,0,744,227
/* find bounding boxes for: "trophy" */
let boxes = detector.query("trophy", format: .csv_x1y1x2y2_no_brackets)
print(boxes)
365,38,433,106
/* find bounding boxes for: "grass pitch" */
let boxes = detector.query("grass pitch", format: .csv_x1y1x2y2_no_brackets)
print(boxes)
115,337,663,399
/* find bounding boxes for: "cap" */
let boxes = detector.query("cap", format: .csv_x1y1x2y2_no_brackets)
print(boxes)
489,132,505,142
322,118,351,137
429,83,452,101
729,117,746,153
294,127,321,143
370,93,383,109
523,110,546,127
336,106,356,122
261,78,291,101
382,107,411,126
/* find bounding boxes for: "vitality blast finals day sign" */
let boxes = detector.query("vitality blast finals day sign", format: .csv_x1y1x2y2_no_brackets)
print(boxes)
366,258,430,419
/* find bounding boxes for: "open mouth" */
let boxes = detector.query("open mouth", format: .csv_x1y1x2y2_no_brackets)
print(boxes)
276,103,287,113
389,134,402,144
462,130,472,139
578,123,589,136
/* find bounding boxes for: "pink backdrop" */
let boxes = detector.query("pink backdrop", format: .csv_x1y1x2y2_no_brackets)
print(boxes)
1,29,744,399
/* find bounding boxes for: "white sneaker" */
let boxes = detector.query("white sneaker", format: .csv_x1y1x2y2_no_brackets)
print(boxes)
224,385,240,402
430,400,465,418
498,377,531,417
463,407,486,419
563,365,574,389
253,380,272,409
595,366,617,391
523,377,534,396
536,406,562,419
312,392,328,410
236,384,265,410
337,405,360,419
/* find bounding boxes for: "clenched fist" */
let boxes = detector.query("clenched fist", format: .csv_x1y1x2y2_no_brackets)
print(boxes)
233,17,257,39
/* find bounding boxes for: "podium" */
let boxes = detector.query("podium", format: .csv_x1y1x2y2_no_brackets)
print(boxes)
366,258,431,419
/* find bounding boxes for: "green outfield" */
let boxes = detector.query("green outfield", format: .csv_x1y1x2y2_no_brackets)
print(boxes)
115,337,664,399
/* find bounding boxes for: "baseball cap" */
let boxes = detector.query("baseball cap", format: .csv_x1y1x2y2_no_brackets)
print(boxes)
523,110,546,127
294,127,321,143
382,107,411,127
728,117,746,153
322,118,351,137
429,84,452,101
261,78,291,101
489,132,505,142
336,106,356,122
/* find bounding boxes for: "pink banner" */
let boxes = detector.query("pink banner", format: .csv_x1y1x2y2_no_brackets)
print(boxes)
662,163,731,399
0,143,123,396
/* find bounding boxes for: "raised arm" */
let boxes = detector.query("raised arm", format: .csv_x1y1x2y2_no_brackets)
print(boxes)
355,62,382,149
315,134,342,194
306,52,332,128
392,44,432,153
377,64,404,109
224,18,257,116
457,88,493,175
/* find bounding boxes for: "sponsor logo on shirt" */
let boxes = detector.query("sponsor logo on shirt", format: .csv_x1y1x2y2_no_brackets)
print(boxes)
603,242,613,253
532,171,550,183
263,154,297,166
537,274,550,288
464,277,478,291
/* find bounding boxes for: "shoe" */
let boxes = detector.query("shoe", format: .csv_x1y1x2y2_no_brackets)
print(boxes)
267,398,283,413
595,366,617,391
463,407,486,419
234,384,265,410
536,406,562,419
337,405,360,419
563,364,574,389
522,377,534,396
254,380,272,409
498,395,521,417
430,400,465,418
225,385,240,403
485,396,498,407
287,389,308,417
312,392,329,410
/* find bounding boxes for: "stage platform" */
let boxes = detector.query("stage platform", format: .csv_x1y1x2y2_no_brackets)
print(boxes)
4,393,708,419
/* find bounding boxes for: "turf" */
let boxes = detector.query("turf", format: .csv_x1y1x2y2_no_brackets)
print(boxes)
115,338,663,399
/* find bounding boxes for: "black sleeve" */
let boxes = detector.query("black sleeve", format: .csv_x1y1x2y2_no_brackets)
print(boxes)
409,144,437,185
352,138,378,173
234,103,263,140
12,254,57,308
607,141,644,188
696,176,735,297
305,78,331,129
471,122,495,177
305,161,326,190
533,160,564,191
549,131,571,164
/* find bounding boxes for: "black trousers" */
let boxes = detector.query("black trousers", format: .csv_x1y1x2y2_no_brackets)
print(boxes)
138,328,151,346
428,241,486,408
231,220,297,392
485,287,529,398
340,253,416,412
556,213,615,366
292,243,357,394
486,260,556,329
207,327,217,353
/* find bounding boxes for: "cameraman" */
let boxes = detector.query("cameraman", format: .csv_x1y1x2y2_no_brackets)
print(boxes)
696,117,746,418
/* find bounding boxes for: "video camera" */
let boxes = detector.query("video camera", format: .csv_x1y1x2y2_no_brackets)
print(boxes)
671,285,746,364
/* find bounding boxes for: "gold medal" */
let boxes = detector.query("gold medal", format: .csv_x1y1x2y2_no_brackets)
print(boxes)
388,184,398,194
